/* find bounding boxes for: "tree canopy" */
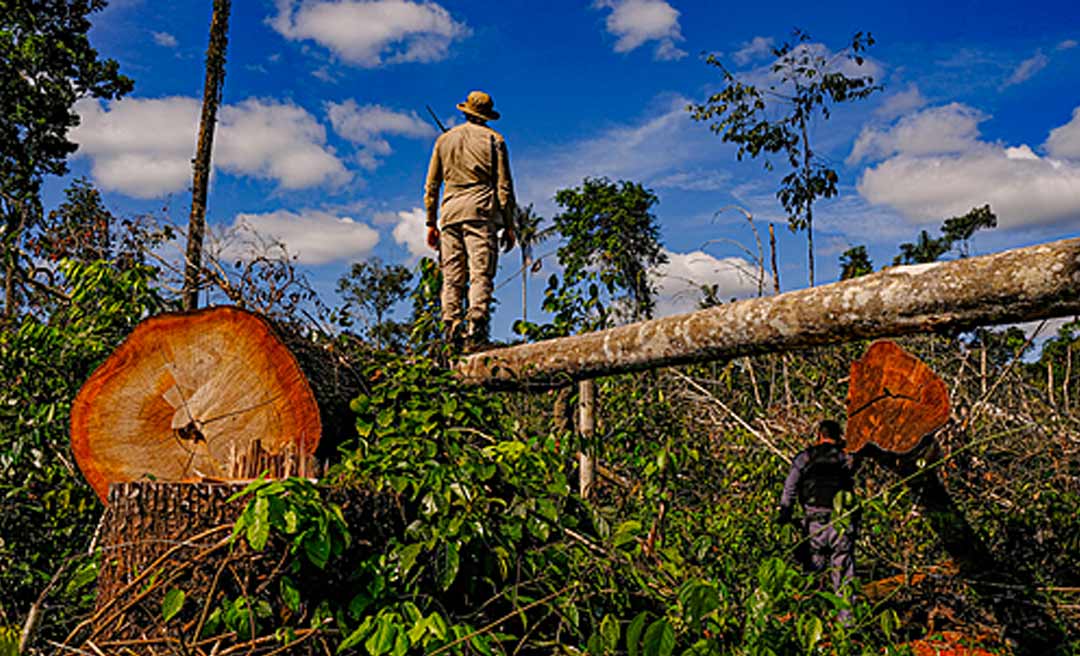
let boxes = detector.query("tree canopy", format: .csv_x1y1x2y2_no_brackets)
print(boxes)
1,0,133,317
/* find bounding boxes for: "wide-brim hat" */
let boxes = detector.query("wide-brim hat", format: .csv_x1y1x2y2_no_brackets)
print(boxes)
457,90,500,121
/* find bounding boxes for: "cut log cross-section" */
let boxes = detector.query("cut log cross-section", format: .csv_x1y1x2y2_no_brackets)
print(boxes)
845,340,950,454
71,306,321,502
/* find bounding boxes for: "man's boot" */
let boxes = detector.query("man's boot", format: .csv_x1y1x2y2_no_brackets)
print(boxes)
442,319,463,351
464,317,490,354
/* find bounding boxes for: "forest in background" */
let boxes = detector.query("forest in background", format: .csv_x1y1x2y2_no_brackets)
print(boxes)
2,2,1079,654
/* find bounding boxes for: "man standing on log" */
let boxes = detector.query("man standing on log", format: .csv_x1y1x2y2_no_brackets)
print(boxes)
778,420,859,616
424,90,516,352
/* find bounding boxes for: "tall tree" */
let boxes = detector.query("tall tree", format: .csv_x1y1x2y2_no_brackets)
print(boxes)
689,29,880,287
546,177,667,332
0,0,133,319
511,203,554,322
337,257,414,350
182,0,231,311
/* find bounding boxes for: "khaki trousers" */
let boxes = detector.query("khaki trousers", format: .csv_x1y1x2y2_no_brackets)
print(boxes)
440,220,498,323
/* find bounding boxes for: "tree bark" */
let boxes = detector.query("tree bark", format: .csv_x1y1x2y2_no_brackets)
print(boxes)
182,0,231,311
458,237,1080,387
67,481,397,652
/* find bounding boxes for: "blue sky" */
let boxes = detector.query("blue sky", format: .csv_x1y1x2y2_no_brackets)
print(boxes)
52,0,1080,337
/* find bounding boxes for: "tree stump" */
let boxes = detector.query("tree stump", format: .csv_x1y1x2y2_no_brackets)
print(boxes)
63,481,399,654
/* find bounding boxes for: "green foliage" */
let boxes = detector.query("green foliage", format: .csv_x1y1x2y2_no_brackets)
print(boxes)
1,0,133,315
407,256,445,351
839,245,874,280
894,205,997,264
521,177,666,338
690,29,880,286
510,203,554,321
0,626,17,656
0,253,166,632
336,256,414,350
231,476,350,569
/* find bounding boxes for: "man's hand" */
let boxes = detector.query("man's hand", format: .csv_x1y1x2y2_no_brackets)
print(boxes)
426,226,440,251
500,226,516,253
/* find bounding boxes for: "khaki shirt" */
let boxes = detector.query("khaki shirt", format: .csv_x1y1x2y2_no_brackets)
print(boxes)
424,121,515,229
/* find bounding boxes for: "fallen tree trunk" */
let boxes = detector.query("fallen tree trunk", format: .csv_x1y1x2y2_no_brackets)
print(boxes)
458,237,1080,387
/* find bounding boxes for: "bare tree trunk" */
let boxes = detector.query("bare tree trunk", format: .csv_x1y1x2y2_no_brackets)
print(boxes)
768,222,780,295
1048,359,1056,408
800,116,814,287
182,0,232,311
458,237,1080,387
768,221,791,408
980,337,988,396
578,379,596,499
2,254,13,321
521,252,529,323
1065,342,1073,415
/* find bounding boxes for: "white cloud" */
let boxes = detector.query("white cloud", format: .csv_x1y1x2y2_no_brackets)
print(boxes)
1057,39,1078,51
71,96,201,198
269,0,470,68
874,83,927,120
732,36,774,65
224,209,379,265
848,103,986,165
650,248,766,316
326,100,436,170
152,31,178,47
72,96,351,198
390,207,431,261
1002,50,1049,88
855,104,1080,229
593,0,687,61
1045,106,1080,159
217,99,351,189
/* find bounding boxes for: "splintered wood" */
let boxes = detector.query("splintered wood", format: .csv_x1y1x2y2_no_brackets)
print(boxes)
70,306,322,502
845,340,950,454
225,440,322,479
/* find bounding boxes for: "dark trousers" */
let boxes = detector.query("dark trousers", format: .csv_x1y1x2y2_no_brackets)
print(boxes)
803,508,857,620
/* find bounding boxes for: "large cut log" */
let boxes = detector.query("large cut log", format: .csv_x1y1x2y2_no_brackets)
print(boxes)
458,237,1080,387
844,340,1065,652
71,306,322,502
845,340,950,454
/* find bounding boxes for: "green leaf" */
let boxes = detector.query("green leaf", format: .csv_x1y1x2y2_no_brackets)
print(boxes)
600,614,620,651
612,520,641,548
338,616,374,652
303,529,332,569
280,576,300,612
247,495,270,551
438,542,459,591
642,618,674,656
365,616,397,656
801,616,823,651
627,612,648,656
161,588,185,622
398,543,423,577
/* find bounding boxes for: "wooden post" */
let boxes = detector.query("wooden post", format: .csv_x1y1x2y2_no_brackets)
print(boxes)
578,379,596,499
